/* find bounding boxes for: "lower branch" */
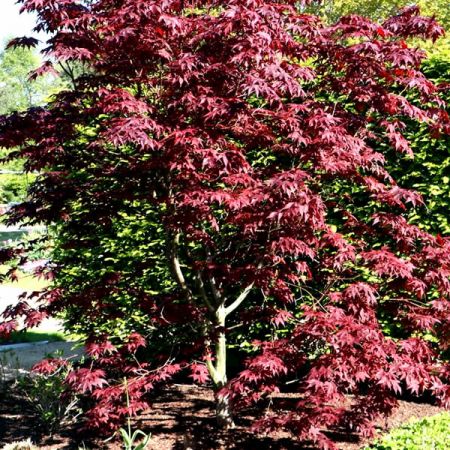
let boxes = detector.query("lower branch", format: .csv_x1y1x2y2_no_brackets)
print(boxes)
167,232,192,300
225,283,254,316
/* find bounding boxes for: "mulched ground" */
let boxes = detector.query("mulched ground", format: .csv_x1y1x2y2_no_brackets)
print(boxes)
0,383,445,449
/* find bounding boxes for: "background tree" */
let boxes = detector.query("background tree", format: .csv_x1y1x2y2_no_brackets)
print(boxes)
1,2,450,448
0,41,58,114
0,40,63,204
305,0,450,30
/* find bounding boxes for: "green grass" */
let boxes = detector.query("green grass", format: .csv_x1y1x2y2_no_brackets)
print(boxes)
365,412,450,450
0,330,67,345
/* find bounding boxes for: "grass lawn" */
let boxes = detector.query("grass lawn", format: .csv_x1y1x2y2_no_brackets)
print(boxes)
0,329,66,345
1,264,65,344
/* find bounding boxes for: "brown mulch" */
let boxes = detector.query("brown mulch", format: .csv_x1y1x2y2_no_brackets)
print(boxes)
0,383,445,449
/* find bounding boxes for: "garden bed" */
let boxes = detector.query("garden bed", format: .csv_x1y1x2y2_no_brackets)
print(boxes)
0,384,445,449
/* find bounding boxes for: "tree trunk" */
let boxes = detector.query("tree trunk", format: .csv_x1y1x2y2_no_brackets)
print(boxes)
215,388,234,429
210,305,234,429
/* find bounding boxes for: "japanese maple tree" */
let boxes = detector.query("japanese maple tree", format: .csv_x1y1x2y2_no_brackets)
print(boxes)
1,1,450,447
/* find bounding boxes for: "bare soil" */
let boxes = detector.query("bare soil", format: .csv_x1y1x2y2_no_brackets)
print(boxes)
0,384,445,450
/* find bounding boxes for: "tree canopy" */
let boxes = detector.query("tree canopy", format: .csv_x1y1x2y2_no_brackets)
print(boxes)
1,1,450,448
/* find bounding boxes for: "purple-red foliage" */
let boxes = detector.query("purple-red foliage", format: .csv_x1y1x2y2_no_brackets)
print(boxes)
1,1,450,447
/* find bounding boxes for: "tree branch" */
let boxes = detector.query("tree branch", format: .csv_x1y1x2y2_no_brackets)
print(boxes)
167,232,192,300
57,61,77,88
185,246,215,313
225,283,254,316
194,270,215,313
205,246,223,306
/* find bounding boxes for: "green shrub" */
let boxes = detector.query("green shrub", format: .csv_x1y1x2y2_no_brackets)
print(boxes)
17,357,80,434
0,174,29,204
366,412,450,450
